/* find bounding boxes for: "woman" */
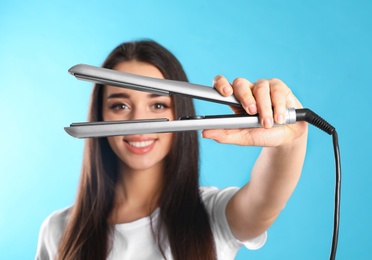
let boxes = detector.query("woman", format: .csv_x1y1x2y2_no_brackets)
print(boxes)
36,40,308,260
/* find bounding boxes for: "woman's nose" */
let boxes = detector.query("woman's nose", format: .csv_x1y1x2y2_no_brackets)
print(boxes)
130,107,149,120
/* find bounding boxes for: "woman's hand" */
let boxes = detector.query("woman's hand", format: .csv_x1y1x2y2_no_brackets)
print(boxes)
202,75,308,147
205,76,309,241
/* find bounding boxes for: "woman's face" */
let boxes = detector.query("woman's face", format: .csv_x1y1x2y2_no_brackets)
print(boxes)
102,61,175,172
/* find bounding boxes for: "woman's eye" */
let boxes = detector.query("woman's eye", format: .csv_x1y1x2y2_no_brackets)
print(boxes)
110,103,130,110
152,103,168,110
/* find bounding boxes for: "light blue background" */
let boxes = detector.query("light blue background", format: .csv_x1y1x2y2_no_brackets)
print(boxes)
1,0,371,259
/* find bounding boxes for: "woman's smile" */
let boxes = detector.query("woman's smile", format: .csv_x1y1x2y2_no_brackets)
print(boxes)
123,137,157,155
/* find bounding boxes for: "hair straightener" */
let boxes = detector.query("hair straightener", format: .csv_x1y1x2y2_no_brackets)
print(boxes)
65,64,341,260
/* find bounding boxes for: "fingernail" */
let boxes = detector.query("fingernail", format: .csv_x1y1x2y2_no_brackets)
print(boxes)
223,86,232,95
262,118,273,128
248,104,257,114
277,114,284,124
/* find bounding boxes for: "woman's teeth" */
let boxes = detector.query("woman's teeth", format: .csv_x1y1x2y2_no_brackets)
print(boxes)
128,140,155,148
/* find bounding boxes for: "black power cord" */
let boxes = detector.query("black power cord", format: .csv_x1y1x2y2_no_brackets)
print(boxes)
296,109,341,260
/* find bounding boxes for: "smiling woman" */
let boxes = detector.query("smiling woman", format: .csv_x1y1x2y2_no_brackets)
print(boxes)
103,69,175,173
35,40,308,260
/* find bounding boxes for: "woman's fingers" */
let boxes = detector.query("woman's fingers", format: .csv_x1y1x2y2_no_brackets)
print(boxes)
214,75,258,115
213,75,300,129
250,79,273,128
213,75,233,96
231,78,257,115
269,78,293,125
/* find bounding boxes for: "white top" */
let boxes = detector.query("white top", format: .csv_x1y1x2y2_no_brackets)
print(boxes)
35,187,267,259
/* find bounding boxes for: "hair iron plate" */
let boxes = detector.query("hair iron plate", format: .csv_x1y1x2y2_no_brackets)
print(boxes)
69,64,241,106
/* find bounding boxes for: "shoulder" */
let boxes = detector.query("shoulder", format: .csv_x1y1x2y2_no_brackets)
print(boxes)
199,186,239,208
199,186,239,220
41,207,71,236
35,207,71,260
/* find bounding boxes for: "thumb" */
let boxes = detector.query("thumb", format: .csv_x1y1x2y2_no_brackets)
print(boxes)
202,129,249,144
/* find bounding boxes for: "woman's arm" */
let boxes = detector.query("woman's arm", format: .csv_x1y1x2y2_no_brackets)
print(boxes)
202,76,308,241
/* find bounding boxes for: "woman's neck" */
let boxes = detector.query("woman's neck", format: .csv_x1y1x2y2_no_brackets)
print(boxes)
110,161,164,224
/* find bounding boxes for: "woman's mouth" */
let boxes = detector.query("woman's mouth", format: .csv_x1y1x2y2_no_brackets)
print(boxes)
124,138,157,154
127,140,155,148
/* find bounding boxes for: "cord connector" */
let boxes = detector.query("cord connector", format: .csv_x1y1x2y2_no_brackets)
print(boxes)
296,108,335,135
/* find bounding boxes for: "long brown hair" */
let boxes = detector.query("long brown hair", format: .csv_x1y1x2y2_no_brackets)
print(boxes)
58,40,216,259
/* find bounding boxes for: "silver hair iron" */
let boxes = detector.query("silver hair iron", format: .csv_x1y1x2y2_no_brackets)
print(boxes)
65,64,341,260
64,64,334,138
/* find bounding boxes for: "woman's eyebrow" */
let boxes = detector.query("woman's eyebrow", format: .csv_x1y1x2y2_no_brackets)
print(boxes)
107,93,130,99
106,93,168,99
149,93,167,98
